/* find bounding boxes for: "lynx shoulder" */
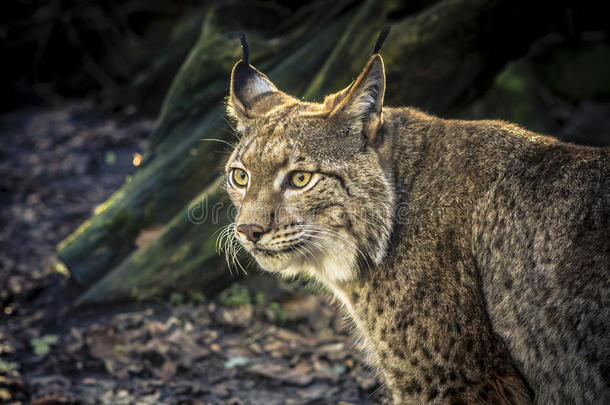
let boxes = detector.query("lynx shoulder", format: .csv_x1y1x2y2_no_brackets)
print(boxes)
223,33,610,404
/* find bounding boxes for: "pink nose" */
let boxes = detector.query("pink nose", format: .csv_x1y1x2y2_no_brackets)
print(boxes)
236,223,265,243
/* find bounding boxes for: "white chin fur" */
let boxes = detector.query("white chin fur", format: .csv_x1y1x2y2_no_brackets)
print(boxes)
254,247,358,285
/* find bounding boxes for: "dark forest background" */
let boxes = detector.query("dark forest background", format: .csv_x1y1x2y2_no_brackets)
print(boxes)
1,1,609,403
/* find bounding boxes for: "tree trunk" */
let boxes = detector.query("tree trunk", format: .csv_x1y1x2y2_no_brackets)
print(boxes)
58,0,557,304
75,179,236,304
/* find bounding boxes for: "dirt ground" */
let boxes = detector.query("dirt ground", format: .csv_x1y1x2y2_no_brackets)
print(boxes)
0,102,386,405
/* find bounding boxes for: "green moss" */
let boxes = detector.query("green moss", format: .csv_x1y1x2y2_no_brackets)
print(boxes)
57,217,92,250
0,359,17,372
268,302,288,324
190,291,206,305
254,291,266,306
30,335,59,356
496,65,527,94
219,284,251,306
532,41,610,101
457,61,552,133
169,292,184,305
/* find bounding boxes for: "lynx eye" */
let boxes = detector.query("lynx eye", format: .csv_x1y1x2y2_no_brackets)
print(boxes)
231,168,249,187
288,171,312,189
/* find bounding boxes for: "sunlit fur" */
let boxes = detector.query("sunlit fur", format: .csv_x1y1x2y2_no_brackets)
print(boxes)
223,53,610,405
224,102,393,285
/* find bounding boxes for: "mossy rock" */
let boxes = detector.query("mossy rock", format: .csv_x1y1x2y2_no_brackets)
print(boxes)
531,40,610,102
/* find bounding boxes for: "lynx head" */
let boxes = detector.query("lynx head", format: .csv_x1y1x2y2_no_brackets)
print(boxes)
224,32,394,285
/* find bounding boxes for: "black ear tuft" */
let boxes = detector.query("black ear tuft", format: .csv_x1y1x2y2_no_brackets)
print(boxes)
239,31,249,65
371,26,391,55
229,34,280,122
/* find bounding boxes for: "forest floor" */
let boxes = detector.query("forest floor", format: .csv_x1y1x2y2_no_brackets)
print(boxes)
0,102,385,405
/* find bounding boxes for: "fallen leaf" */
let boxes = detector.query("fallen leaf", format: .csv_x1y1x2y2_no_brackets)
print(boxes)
223,356,249,369
158,361,176,382
30,393,75,404
246,363,313,386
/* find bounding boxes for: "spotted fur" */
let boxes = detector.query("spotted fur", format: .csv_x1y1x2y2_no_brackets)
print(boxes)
223,50,610,404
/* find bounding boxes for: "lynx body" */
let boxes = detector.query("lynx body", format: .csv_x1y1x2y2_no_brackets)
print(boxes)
223,38,610,404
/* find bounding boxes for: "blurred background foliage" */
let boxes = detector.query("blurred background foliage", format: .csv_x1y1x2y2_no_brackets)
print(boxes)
2,0,204,112
4,0,610,119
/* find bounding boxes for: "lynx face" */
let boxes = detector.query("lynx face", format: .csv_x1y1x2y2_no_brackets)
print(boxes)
225,55,394,284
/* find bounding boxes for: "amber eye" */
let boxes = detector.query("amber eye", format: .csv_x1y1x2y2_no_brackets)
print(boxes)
288,171,312,189
231,168,249,187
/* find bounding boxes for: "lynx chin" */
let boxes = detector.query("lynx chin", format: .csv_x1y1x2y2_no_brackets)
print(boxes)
222,31,610,404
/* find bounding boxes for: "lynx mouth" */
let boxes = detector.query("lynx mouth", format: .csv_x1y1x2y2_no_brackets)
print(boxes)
253,244,300,255
245,239,313,273
245,233,359,282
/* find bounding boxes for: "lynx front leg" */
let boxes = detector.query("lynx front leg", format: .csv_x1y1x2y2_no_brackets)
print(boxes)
345,259,532,404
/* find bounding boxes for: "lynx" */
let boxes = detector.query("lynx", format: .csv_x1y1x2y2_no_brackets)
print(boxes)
223,31,610,404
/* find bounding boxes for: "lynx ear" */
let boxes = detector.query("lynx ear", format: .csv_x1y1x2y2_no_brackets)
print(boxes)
328,54,385,145
229,62,279,119
228,33,286,124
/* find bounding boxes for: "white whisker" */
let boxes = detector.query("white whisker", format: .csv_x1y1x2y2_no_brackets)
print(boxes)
200,138,236,150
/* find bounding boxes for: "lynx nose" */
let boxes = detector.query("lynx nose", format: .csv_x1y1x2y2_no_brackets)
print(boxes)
236,223,265,243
